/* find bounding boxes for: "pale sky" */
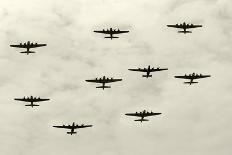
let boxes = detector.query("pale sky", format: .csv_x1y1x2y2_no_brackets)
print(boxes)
0,0,232,155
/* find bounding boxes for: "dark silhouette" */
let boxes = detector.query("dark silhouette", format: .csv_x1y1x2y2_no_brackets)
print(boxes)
14,96,50,107
125,110,162,122
94,28,129,40
10,41,47,55
53,122,93,135
167,22,202,34
128,65,168,78
85,76,122,90
175,73,211,85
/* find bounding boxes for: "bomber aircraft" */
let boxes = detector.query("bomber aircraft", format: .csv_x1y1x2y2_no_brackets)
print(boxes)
85,76,122,90
128,65,168,78
10,41,47,55
125,110,162,122
94,28,129,39
175,73,211,85
167,22,202,34
53,122,93,135
14,96,50,107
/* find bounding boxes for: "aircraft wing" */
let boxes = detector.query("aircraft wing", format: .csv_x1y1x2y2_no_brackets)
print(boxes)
111,30,129,34
104,78,122,83
125,113,143,117
167,24,184,28
10,44,27,48
33,98,50,102
150,68,168,72
85,79,103,83
194,75,211,79
94,30,110,34
186,24,202,29
174,75,192,79
94,30,129,34
14,98,31,102
75,125,93,129
86,78,122,83
29,44,47,48
143,112,162,117
53,125,72,129
128,68,147,72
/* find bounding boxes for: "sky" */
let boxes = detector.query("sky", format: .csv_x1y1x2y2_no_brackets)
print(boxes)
0,0,232,155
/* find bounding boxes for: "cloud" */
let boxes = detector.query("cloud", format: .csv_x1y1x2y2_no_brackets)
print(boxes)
0,0,231,155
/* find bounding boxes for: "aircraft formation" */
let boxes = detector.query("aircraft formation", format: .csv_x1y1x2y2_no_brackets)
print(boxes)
10,22,211,135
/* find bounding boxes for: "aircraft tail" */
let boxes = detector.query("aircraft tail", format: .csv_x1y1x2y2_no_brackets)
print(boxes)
96,86,111,90
142,75,152,78
178,31,192,34
105,36,119,39
20,51,35,55
25,104,39,107
184,81,198,85
67,132,77,135
134,119,149,122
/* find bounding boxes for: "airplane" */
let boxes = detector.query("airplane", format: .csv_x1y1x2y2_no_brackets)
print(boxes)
10,41,47,55
125,110,162,123
53,122,93,135
94,28,129,39
85,76,122,90
128,65,168,78
167,22,202,34
14,96,50,107
175,73,211,85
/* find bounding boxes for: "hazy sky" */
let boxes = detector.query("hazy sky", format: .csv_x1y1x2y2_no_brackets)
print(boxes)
0,0,232,155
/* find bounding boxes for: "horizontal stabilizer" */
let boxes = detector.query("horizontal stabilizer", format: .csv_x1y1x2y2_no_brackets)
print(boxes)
96,86,111,89
105,37,119,39
134,119,149,122
142,75,152,78
67,132,77,135
20,51,35,53
25,104,39,106
178,31,192,34
184,81,198,85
